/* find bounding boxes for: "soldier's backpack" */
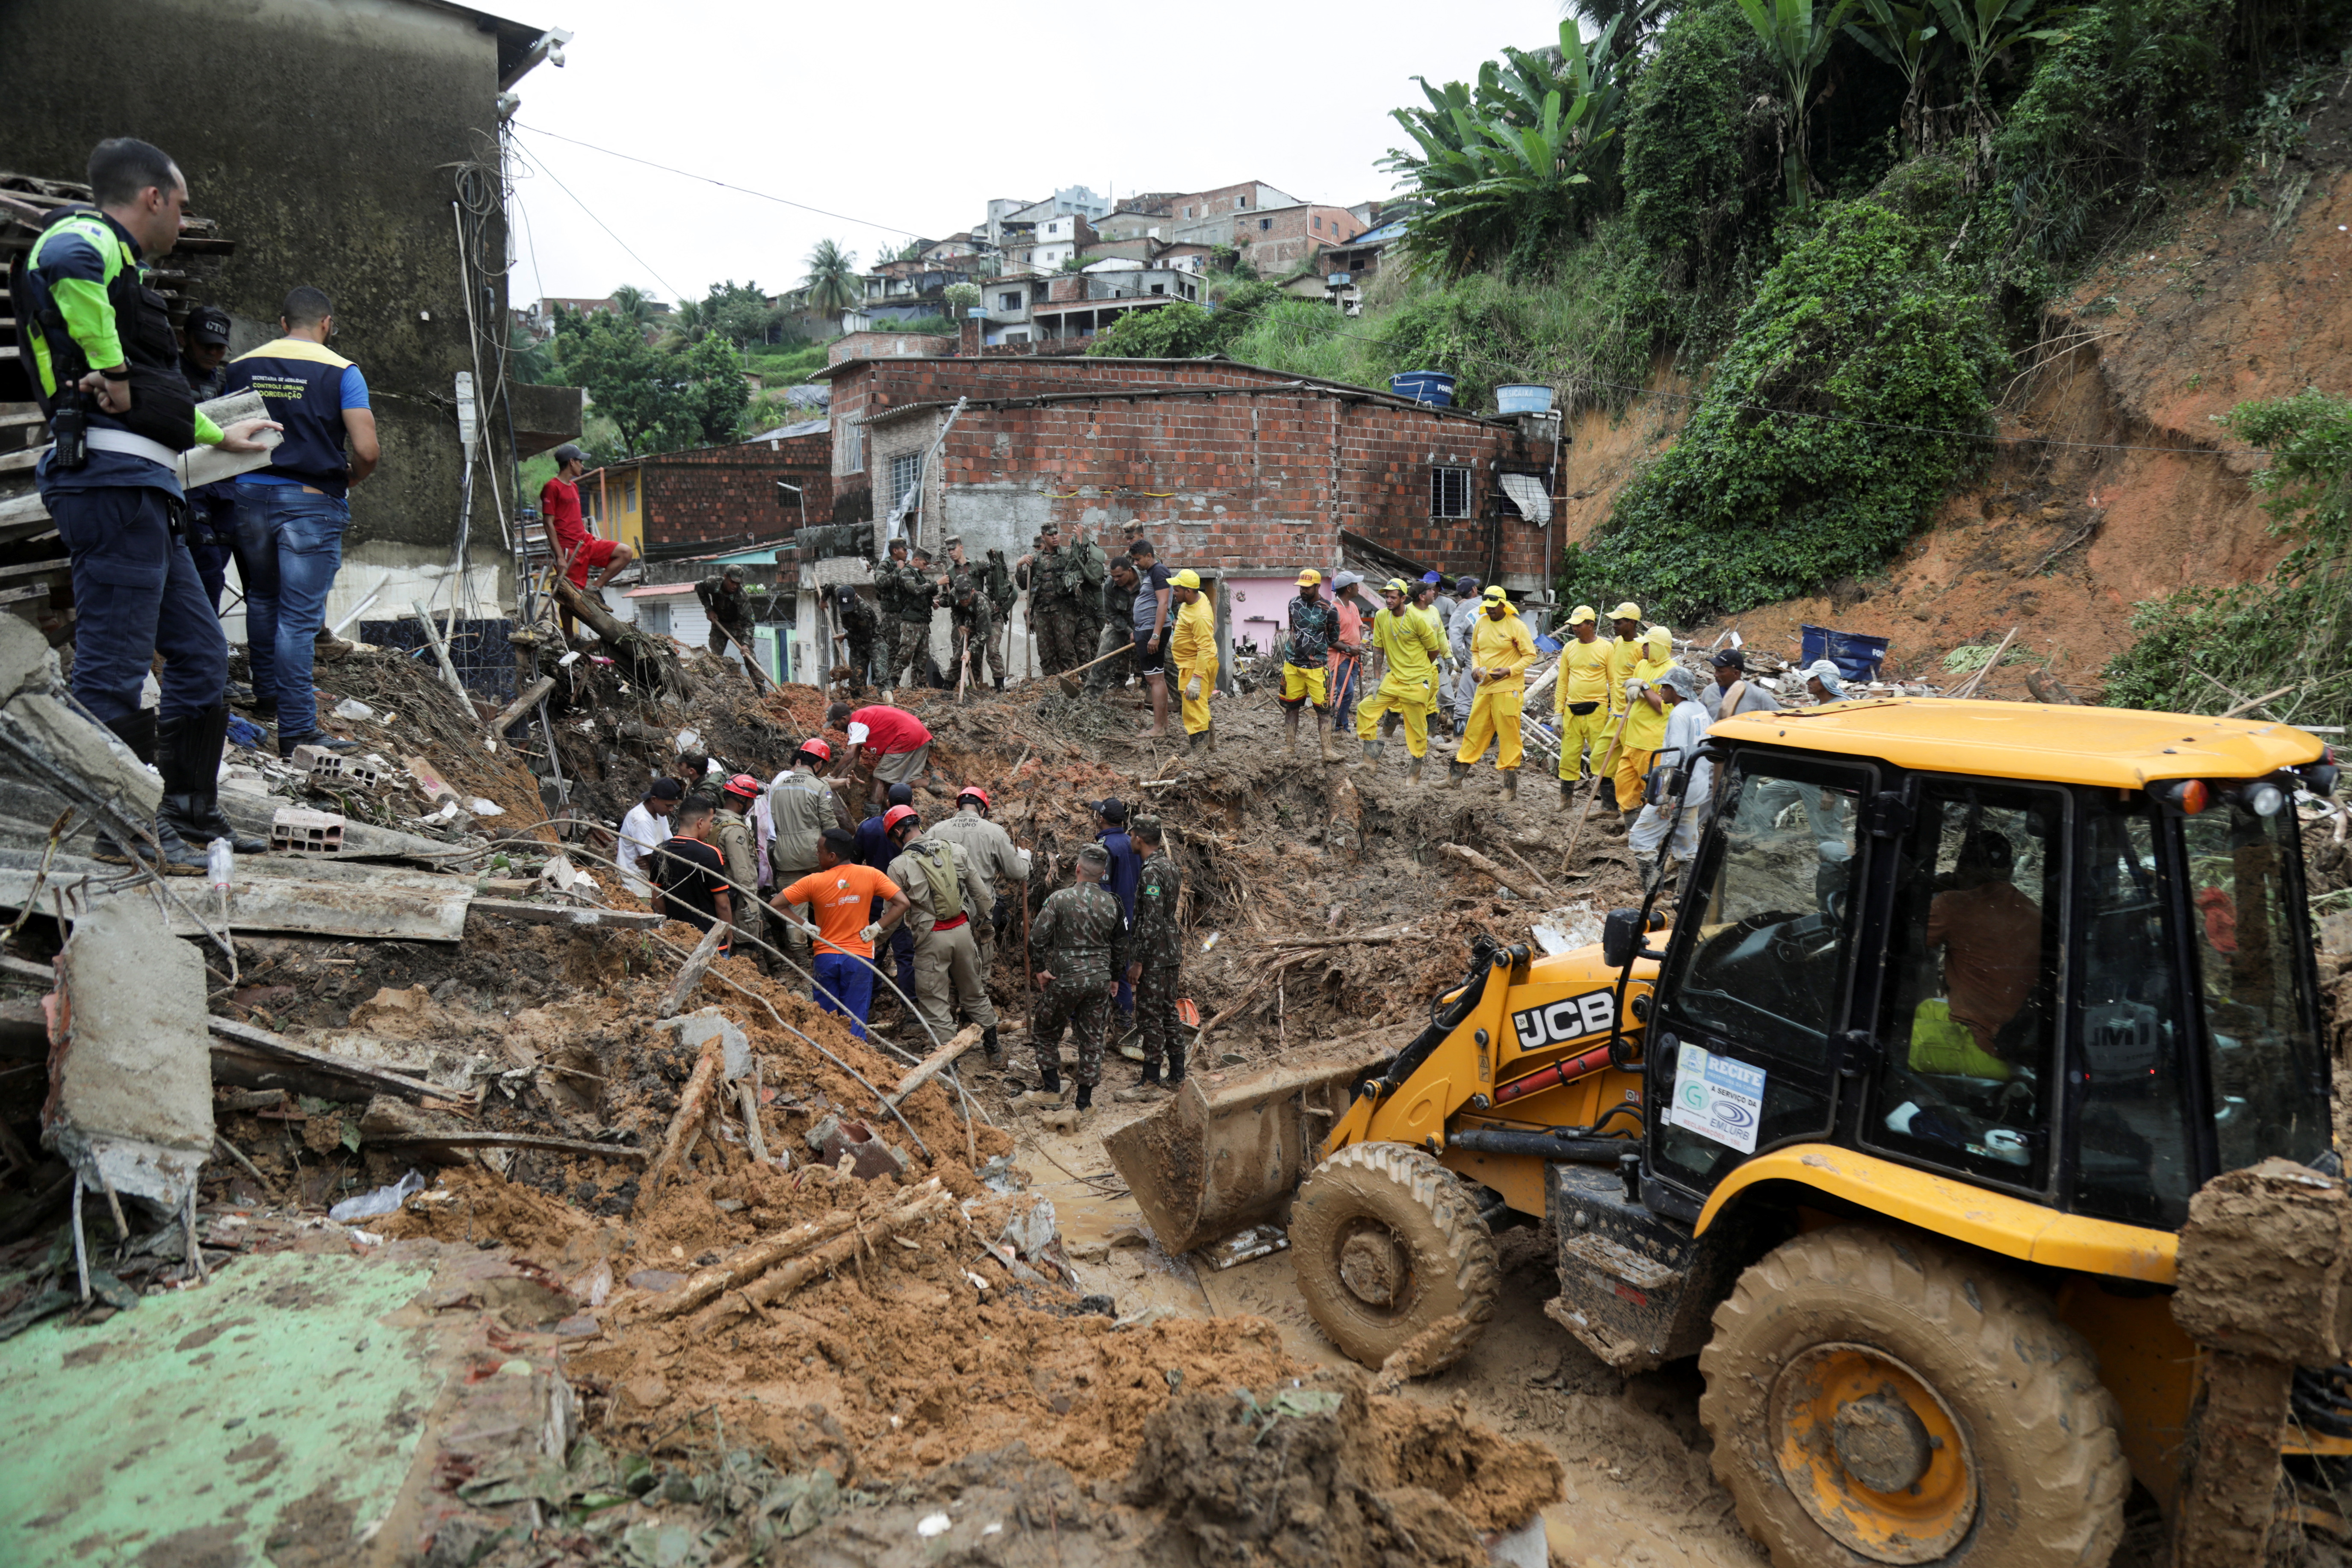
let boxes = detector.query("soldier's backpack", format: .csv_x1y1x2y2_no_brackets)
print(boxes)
902,839,964,923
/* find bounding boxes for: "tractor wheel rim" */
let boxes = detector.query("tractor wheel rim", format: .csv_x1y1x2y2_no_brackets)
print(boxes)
1336,1229,1404,1308
1768,1342,1977,1563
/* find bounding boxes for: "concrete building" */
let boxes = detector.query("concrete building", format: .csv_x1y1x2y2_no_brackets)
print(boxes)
1031,215,1097,272
1238,203,1368,273
806,335,1562,679
0,0,580,633
1161,181,1304,248
581,428,833,567
1030,269,1203,343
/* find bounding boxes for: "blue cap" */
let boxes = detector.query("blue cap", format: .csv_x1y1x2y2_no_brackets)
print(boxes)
1420,571,1445,585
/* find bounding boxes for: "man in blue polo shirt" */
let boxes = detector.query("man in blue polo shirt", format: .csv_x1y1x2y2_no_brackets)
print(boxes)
225,286,380,756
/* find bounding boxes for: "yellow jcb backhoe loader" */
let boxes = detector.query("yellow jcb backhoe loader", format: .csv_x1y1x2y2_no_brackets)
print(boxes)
1108,699,2352,1567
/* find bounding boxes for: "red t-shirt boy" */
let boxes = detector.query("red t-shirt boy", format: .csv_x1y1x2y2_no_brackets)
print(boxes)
542,444,636,591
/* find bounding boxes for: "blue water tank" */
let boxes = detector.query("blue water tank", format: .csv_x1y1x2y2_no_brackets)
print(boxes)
1390,370,1456,407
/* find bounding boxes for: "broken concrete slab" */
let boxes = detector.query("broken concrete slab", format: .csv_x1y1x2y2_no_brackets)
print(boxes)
0,865,472,942
46,895,213,1217
213,788,483,867
0,690,162,824
206,1016,459,1105
468,897,663,930
659,1007,751,1081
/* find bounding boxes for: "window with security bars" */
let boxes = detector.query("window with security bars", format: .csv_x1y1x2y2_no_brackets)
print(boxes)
1430,466,1472,518
889,452,923,515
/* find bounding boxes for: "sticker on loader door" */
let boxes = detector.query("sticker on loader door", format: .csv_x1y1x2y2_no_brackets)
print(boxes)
1668,1044,1765,1154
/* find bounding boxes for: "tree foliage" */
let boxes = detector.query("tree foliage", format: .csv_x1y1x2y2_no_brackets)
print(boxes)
676,279,790,348
551,308,751,458
802,240,862,315
1563,192,2006,621
1733,0,1862,206
1382,17,1630,276
1622,0,1782,289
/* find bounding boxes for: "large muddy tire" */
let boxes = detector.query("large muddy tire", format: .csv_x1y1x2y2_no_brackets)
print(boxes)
1289,1142,1498,1372
1698,1225,2128,1568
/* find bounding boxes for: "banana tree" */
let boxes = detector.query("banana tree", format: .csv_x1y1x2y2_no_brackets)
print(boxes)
1734,0,1861,210
1925,0,2073,152
1845,0,1941,151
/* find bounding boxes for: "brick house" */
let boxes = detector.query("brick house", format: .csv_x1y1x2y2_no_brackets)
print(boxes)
798,329,1561,678
582,424,833,565
1236,202,1368,273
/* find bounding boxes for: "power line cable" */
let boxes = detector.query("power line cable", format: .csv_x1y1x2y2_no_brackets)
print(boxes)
514,122,921,241
517,134,686,302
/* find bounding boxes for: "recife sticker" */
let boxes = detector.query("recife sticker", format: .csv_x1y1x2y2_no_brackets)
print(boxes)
1668,1044,1766,1154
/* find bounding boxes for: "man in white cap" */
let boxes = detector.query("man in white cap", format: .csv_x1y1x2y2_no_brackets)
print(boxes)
1806,659,1848,704
1327,571,1370,741
1627,665,1710,886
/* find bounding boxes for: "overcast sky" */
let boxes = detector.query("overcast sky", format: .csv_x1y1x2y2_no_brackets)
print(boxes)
488,0,1572,305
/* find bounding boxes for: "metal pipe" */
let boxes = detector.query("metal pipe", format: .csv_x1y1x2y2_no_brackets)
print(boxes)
1445,1127,1634,1163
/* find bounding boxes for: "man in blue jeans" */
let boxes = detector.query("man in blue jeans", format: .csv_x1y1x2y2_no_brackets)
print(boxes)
224,286,380,756
775,828,910,1040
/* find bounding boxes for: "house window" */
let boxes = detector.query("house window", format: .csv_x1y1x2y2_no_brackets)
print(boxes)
1259,217,1272,232
1313,216,1322,232
639,601,671,638
837,420,863,475
1006,330,1029,343
998,291,1021,310
889,451,923,515
1150,283,1164,295
1430,466,1472,519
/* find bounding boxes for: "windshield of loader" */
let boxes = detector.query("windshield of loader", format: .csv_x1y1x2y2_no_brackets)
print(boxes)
2180,800,2329,1177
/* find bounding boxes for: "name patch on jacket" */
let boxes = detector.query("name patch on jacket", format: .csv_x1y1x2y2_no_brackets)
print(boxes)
1512,989,1616,1050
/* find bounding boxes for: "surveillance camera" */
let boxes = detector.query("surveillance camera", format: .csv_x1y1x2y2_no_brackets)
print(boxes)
550,43,565,67
495,91,521,121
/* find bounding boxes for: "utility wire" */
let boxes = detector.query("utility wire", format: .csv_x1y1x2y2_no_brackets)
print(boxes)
516,133,687,302
514,122,920,240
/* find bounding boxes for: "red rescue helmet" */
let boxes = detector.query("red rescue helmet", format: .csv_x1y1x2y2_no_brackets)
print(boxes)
957,785,990,811
722,773,761,801
797,737,833,763
883,804,920,835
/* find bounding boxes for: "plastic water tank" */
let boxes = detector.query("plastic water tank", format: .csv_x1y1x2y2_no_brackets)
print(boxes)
1389,370,1456,407
1495,384,1554,415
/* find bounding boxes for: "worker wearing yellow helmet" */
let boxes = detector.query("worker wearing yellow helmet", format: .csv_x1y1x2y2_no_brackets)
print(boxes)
1613,624,1679,829
1167,569,1219,753
1355,577,1451,781
1552,604,1613,811
1445,585,1539,796
1596,600,1649,805
1279,568,1343,762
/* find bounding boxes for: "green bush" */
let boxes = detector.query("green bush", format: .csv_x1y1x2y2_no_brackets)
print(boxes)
1622,0,1782,289
1565,195,2006,622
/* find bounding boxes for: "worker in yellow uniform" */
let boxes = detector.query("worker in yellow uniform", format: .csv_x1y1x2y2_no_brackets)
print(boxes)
1168,568,1219,754
1613,625,1679,829
1356,578,1450,781
1552,605,1614,809
1596,600,1648,805
1445,585,1538,796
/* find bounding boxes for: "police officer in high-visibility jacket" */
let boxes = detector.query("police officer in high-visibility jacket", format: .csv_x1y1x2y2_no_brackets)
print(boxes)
1552,605,1614,808
1356,578,1449,781
10,138,278,869
1445,585,1538,796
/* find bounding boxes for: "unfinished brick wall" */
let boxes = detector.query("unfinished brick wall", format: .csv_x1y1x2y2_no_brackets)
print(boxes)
823,355,1557,585
638,434,833,558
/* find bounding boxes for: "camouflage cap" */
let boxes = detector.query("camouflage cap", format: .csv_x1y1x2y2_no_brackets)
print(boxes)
1077,842,1110,866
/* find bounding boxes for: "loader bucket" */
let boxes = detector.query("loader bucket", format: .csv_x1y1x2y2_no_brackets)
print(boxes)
1105,1041,1388,1255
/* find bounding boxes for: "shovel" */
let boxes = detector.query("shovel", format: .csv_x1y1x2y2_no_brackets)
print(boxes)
1055,642,1134,697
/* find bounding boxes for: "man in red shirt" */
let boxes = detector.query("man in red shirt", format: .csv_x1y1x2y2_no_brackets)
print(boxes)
777,827,910,1039
827,701,933,813
541,444,635,634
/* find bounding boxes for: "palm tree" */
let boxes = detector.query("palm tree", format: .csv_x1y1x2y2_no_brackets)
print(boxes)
608,283,659,325
1734,0,1861,210
803,240,862,315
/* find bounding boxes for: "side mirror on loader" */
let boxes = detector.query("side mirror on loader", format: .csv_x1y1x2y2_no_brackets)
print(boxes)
1602,908,1646,969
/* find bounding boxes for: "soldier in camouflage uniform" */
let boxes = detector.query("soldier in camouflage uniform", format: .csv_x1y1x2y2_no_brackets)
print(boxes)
1069,523,1111,679
1018,523,1080,675
986,547,1018,675
832,585,880,694
940,537,1002,690
898,549,945,688
1028,840,1126,1111
874,539,916,688
1123,814,1187,1087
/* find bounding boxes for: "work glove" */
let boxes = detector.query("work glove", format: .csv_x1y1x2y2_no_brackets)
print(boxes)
1183,674,1203,700
858,922,883,945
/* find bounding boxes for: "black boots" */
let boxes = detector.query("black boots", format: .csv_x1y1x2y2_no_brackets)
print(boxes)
1139,1060,1162,1087
1074,1083,1093,1110
91,711,207,873
1560,779,1576,809
982,1025,1001,1060
1038,1065,1062,1096
1502,770,1519,799
1166,1042,1187,1087
994,676,1005,691
1443,759,1468,789
160,705,268,854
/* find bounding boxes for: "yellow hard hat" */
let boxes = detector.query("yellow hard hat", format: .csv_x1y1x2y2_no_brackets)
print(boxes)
1383,577,1411,596
1611,602,1643,621
1567,604,1597,625
1481,585,1508,603
1171,568,1201,589
1644,624,1673,650
1295,569,1323,587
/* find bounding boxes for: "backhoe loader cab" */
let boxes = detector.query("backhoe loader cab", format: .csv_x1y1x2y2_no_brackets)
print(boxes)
1108,700,2346,1568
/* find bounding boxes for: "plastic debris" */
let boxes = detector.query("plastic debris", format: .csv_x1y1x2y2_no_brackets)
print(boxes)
328,1168,428,1222
916,1513,951,1539
331,698,376,722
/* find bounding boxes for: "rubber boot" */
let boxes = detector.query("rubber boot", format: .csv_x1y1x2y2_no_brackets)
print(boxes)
1074,1083,1093,1111
1319,719,1343,765
1282,708,1300,755
1443,759,1467,789
1380,711,1401,740
1622,808,1644,831
1361,738,1385,764
1167,1042,1187,1086
159,705,268,854
1188,730,1204,756
1407,754,1424,783
1138,1060,1161,1087
1205,723,1217,755
1560,780,1576,810
1038,1065,1062,1096
983,1025,1001,1061
106,709,157,767
1502,769,1519,799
